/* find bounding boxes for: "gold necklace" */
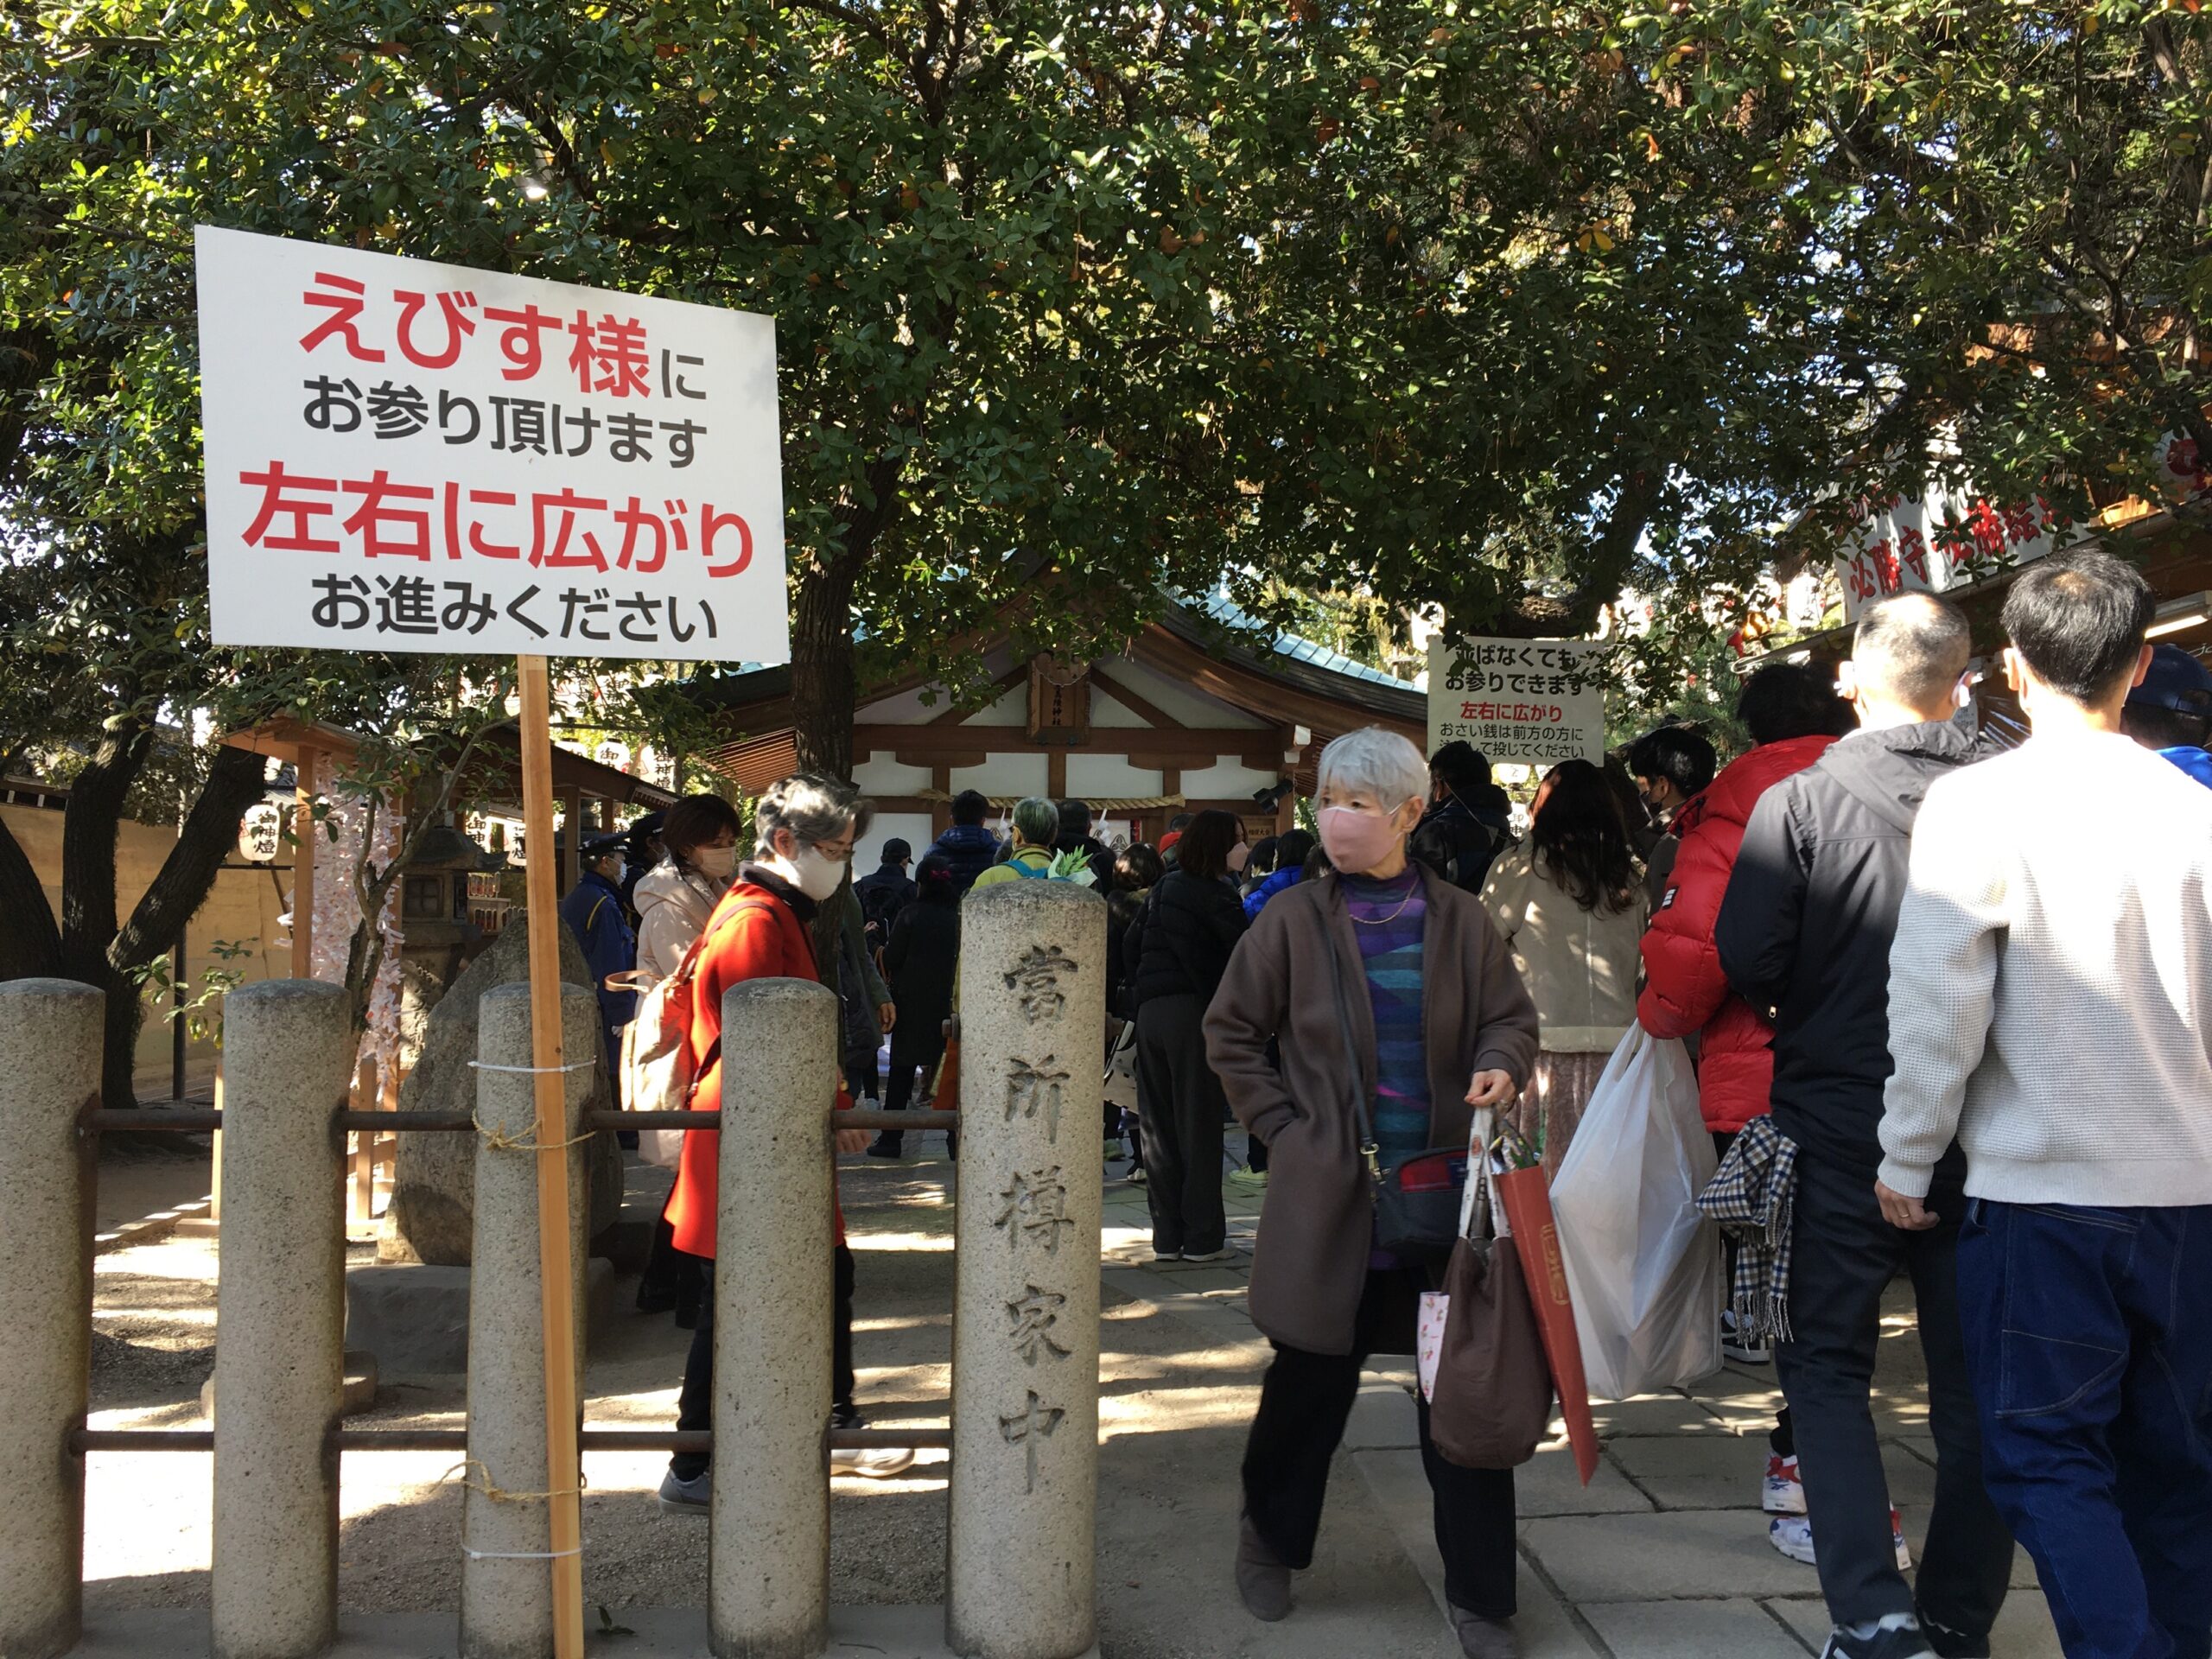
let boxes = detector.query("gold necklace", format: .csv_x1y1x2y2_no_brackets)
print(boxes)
1348,882,1419,925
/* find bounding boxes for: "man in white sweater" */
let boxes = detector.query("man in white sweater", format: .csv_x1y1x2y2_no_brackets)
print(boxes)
1878,550,2212,1659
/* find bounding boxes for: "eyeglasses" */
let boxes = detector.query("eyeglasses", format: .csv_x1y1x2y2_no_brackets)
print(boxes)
809,838,855,863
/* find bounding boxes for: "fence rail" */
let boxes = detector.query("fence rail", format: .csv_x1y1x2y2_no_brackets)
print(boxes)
82,1107,963,1135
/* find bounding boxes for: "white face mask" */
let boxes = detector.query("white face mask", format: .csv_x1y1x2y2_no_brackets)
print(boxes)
695,843,739,880
791,843,849,901
1227,840,1252,874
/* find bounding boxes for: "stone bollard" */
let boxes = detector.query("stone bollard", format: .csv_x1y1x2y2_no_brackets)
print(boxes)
0,980,102,1659
211,979,355,1659
460,982,596,1659
947,882,1108,1659
709,977,841,1659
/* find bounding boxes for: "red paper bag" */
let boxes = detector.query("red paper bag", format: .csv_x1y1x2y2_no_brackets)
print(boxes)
1495,1164,1599,1485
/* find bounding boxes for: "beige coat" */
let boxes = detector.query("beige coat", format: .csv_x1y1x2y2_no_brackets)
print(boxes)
632,862,725,984
1478,846,1646,1052
1204,868,1539,1357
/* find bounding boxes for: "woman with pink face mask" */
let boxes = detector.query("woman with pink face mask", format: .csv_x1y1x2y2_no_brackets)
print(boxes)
1205,728,1540,1659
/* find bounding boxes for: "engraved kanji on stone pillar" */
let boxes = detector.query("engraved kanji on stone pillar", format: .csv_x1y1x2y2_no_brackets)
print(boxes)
950,880,1107,1659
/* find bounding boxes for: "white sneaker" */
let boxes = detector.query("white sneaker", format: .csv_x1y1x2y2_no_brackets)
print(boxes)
1182,1246,1238,1262
1769,1510,1910,1571
832,1442,917,1478
830,1411,917,1478
1763,1452,1807,1516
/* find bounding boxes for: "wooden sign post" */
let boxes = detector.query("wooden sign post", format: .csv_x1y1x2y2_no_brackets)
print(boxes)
516,655,585,1654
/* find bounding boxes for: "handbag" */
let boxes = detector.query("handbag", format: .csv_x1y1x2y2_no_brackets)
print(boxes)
1428,1113,1554,1471
1323,923,1464,1261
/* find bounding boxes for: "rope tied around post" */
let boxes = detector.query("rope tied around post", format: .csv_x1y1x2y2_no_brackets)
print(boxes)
442,1457,588,1506
467,1058,595,1076
469,1111,598,1155
446,1459,589,1562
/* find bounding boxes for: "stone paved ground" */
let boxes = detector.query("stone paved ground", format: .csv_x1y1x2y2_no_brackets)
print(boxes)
1096,1125,2065,1659
77,1127,2065,1657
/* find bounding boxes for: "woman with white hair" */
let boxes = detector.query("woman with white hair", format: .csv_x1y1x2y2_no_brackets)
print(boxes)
1205,727,1540,1658
656,772,912,1514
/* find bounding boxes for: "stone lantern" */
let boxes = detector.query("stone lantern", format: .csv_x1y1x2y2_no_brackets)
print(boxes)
395,823,490,1068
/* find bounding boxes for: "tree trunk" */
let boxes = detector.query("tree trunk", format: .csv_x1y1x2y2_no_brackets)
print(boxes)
0,807,63,982
789,557,862,779
53,729,269,1111
112,744,269,972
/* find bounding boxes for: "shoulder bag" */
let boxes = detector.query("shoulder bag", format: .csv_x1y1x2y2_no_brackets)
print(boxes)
1322,914,1467,1262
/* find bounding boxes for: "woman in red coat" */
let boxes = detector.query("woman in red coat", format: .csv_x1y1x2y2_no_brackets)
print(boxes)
657,772,912,1513
1635,662,1848,1541
1637,663,1853,1138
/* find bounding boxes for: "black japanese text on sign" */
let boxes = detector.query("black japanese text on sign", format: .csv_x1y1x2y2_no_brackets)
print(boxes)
1425,638,1610,766
195,226,789,664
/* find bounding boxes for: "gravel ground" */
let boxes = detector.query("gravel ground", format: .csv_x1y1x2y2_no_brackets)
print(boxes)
78,1143,1464,1658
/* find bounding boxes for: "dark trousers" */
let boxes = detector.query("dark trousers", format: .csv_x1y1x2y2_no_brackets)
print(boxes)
1135,994,1227,1255
1243,1268,1518,1619
1959,1198,2212,1659
874,1026,946,1147
843,1053,880,1103
671,1245,856,1480
638,1217,704,1318
1776,1156,2012,1636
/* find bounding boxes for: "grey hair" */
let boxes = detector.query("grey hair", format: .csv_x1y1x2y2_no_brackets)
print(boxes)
754,772,874,854
1315,728,1429,811
1010,796,1059,846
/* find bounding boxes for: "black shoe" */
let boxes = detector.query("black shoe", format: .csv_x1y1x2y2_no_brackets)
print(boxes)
673,1300,700,1331
866,1135,904,1159
635,1285,679,1315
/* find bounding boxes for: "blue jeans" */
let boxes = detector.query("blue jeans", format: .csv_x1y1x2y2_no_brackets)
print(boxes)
1957,1198,2212,1659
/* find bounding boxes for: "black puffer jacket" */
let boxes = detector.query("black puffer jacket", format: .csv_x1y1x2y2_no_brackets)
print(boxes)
1715,715,1983,1175
1410,792,1507,894
1126,869,1249,1007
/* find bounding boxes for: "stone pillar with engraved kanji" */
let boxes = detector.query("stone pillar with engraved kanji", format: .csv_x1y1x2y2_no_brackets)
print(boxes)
947,880,1108,1659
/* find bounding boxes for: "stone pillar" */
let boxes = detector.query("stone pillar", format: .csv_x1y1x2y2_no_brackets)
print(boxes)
0,980,101,1659
947,882,1108,1659
211,979,354,1659
461,982,595,1659
709,977,841,1659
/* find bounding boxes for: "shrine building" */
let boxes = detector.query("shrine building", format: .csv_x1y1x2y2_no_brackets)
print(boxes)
692,595,1427,864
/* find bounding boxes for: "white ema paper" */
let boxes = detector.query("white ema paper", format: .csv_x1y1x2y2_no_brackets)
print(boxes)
195,226,790,664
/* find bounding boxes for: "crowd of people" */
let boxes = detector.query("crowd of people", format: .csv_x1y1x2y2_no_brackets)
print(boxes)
554,545,2210,1659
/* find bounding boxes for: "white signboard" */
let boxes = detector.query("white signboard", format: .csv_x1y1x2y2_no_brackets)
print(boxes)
195,226,788,663
1427,638,1609,766
1834,486,2058,624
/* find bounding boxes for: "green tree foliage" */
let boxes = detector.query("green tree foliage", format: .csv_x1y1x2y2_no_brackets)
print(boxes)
15,0,2211,1103
1635,2,2212,538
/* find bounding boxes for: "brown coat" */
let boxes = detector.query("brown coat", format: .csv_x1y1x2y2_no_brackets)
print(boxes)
1204,867,1540,1356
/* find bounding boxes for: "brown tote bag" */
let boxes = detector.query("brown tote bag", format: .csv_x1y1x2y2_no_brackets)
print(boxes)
1429,1136,1554,1471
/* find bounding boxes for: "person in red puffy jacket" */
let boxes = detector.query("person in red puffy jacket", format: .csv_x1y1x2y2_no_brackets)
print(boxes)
1636,660,1852,1537
1637,662,1854,1136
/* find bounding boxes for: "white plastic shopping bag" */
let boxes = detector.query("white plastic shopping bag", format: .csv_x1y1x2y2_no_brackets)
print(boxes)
1548,1024,1721,1400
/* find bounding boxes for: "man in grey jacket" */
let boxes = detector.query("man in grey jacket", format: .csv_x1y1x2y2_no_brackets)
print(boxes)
1879,551,2212,1659
1718,594,2011,1659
